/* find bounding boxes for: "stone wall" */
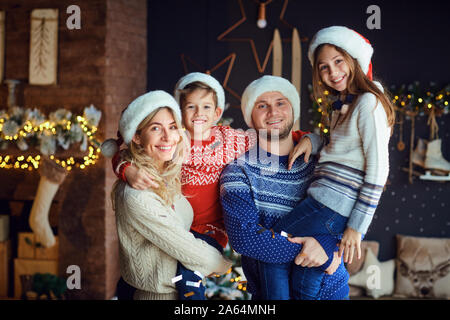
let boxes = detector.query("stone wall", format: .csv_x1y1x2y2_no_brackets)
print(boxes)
0,0,147,299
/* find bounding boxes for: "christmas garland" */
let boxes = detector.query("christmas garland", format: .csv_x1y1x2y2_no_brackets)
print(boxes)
309,82,450,134
390,82,449,115
0,105,102,171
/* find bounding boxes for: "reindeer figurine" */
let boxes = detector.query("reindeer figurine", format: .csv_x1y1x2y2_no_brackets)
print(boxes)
398,244,450,298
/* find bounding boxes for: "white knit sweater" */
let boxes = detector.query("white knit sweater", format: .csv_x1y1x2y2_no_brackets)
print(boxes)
114,181,232,300
308,86,391,234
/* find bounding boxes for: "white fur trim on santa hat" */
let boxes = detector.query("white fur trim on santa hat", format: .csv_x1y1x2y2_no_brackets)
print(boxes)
173,72,225,121
241,75,300,128
308,26,373,75
119,90,181,145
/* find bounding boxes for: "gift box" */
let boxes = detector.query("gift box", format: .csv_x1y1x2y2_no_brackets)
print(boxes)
0,215,9,242
17,232,58,260
0,240,11,297
14,258,58,298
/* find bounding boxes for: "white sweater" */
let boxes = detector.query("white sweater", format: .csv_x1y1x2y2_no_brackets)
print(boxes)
114,182,232,300
308,86,391,234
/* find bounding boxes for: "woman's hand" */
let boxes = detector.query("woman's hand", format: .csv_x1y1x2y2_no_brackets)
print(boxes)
288,136,312,170
338,227,362,264
288,236,327,267
125,165,159,190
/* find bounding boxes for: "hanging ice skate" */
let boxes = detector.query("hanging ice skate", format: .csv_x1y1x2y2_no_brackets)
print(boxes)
408,137,450,182
390,82,450,183
424,139,450,173
420,138,450,181
419,107,450,181
419,171,450,181
411,138,427,168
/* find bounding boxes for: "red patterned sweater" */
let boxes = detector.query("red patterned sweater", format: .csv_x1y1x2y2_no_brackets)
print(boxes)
112,126,309,248
181,126,257,247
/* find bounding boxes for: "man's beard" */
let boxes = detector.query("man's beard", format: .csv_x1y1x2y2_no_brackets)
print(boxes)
260,118,294,142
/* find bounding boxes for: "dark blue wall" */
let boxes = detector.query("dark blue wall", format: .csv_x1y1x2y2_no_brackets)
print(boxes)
147,0,450,260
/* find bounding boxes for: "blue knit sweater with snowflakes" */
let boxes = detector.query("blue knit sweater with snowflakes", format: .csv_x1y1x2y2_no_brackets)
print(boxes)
219,145,349,300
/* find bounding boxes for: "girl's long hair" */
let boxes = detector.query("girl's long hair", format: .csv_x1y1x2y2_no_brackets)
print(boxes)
111,107,187,209
312,44,395,128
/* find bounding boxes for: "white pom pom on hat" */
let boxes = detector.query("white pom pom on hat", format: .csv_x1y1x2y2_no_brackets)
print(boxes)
307,26,374,80
241,75,300,128
100,138,120,158
173,72,225,122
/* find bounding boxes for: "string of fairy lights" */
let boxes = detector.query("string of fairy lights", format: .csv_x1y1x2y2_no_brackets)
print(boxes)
229,275,247,291
309,83,450,134
310,88,332,135
391,84,450,116
206,261,249,296
0,110,101,172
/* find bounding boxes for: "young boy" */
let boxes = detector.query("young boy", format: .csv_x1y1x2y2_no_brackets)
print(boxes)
111,72,318,299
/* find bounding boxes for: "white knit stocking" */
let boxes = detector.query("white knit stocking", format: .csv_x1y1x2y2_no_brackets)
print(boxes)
29,177,60,247
28,157,67,248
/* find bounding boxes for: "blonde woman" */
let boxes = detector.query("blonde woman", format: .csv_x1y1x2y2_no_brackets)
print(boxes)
110,90,232,300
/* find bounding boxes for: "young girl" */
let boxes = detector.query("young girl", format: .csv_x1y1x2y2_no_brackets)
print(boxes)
110,73,318,299
259,26,395,300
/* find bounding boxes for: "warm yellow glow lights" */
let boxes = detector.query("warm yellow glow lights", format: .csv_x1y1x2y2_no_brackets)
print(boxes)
0,115,100,171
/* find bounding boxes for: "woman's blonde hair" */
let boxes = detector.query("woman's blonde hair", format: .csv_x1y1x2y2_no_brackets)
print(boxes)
111,107,187,209
312,44,395,128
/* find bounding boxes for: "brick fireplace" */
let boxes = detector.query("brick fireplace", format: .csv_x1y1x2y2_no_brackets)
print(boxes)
0,0,147,299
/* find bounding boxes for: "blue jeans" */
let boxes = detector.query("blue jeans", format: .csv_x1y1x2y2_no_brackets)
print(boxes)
176,230,223,300
258,196,348,300
258,260,292,300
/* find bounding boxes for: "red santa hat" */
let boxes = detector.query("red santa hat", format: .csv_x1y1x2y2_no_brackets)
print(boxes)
308,26,374,80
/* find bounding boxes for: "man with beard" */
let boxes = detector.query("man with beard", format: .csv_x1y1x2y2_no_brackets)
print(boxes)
219,75,349,300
